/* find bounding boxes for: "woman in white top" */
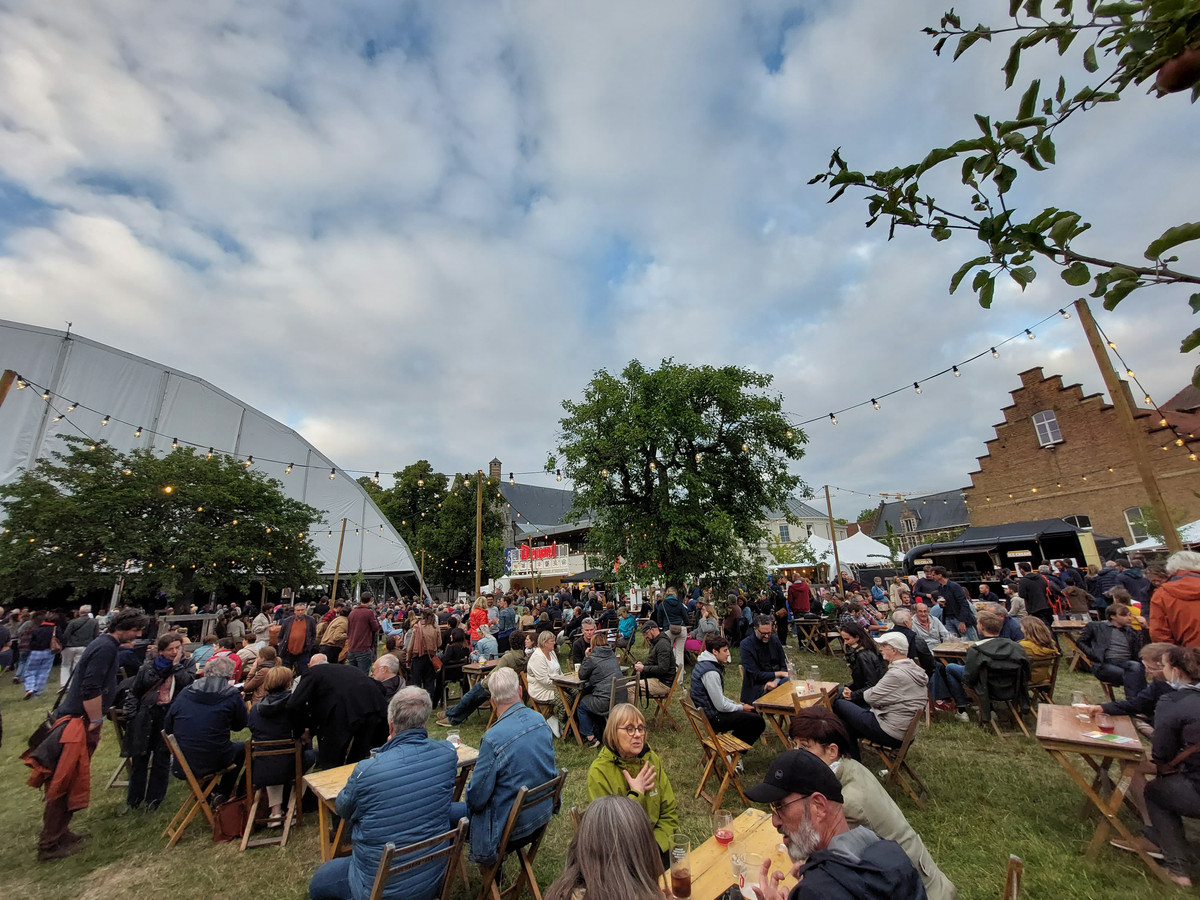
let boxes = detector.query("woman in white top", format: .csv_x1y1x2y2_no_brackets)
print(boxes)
526,629,568,738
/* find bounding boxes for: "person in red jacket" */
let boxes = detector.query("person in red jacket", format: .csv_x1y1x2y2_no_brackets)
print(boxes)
787,576,813,617
1150,550,1200,648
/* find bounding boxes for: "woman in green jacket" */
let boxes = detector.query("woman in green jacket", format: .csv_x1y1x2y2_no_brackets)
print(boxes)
586,703,679,856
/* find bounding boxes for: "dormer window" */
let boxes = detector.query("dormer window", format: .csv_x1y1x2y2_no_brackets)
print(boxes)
1032,410,1063,447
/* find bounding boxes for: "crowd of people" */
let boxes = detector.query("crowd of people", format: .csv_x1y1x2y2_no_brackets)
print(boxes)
7,547,1200,894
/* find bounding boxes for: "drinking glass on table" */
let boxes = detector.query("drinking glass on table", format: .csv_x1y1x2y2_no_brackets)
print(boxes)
712,809,733,846
1096,713,1115,734
447,731,461,749
739,851,764,899
670,835,692,899
1070,690,1091,723
809,665,821,693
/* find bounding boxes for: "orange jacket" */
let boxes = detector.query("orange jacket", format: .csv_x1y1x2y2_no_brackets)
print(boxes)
469,608,489,642
1150,570,1200,647
24,716,93,812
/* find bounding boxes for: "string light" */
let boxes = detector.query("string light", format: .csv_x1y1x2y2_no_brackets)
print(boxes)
40,390,49,400
741,442,749,452
163,485,174,493
990,347,998,358
286,463,293,474
1059,308,1070,319
1108,340,1117,349
134,425,143,437
556,469,563,481
66,401,76,411
207,447,213,459
952,366,961,377
52,414,62,422
329,468,336,480
509,472,514,485
15,378,26,389
871,399,880,410
829,413,838,425
101,415,110,426
1025,329,1035,339
601,468,608,478
373,471,380,485
245,456,254,468
913,382,922,394
172,438,178,449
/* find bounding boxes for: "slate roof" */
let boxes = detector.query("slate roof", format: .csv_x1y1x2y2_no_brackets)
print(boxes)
764,497,827,520
871,489,969,538
499,481,582,528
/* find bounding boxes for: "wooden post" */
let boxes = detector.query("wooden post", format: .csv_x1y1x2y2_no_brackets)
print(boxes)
0,369,16,411
825,485,845,594
329,518,348,601
475,470,484,596
420,548,426,584
1074,298,1183,554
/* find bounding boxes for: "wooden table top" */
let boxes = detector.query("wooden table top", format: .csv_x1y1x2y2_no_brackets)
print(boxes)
684,808,795,900
303,742,479,803
932,641,975,659
1035,705,1145,759
551,672,582,686
464,660,500,674
1052,620,1088,632
754,680,838,714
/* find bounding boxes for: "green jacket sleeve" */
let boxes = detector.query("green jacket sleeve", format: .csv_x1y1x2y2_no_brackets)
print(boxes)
652,757,678,854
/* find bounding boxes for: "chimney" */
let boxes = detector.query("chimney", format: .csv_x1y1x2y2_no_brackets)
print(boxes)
489,458,502,480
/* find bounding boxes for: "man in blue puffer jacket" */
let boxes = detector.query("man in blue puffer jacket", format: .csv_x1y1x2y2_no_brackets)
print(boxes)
309,687,459,900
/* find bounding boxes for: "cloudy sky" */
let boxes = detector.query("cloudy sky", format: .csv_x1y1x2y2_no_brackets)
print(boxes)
1,1,1196,519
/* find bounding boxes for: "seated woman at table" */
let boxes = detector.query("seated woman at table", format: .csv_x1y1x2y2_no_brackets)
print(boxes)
526,629,568,738
577,632,623,748
840,622,886,693
789,707,957,900
1018,616,1060,687
544,795,663,900
832,632,928,760
247,665,316,828
473,625,499,661
587,704,678,862
685,603,721,654
1141,646,1200,887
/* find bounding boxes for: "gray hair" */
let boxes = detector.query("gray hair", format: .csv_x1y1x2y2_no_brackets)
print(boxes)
376,654,400,674
487,667,521,705
581,617,596,628
479,624,491,637
203,655,235,680
388,686,432,733
1167,550,1200,575
985,602,1008,617
891,608,912,627
78,604,92,615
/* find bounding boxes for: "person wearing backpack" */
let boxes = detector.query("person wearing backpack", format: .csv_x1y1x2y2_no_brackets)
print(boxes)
1017,562,1056,626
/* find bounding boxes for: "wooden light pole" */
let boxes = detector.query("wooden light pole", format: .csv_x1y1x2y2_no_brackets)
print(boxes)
474,470,484,596
329,518,348,601
0,369,16,411
824,485,845,594
1075,298,1183,553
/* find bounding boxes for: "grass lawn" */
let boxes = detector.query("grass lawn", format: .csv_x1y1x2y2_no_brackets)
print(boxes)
0,644,1173,900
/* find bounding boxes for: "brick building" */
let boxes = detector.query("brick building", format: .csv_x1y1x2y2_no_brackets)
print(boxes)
962,367,1200,543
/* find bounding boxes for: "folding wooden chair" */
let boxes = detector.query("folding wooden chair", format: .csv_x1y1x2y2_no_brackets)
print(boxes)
1028,653,1061,707
862,708,929,809
368,817,469,900
1099,681,1117,703
1001,854,1023,900
649,666,683,730
609,674,638,713
107,713,132,789
240,738,305,851
476,769,568,900
162,732,238,848
965,685,1032,739
822,619,844,657
680,698,752,812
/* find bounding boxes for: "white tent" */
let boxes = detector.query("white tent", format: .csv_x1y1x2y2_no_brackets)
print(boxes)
1123,518,1200,553
0,319,417,577
837,531,897,565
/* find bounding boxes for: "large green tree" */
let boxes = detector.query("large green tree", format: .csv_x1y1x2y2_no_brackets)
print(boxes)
358,463,504,591
551,359,807,586
811,1,1200,378
0,436,322,605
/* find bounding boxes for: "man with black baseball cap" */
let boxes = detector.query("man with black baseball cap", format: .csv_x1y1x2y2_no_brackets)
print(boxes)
744,749,926,900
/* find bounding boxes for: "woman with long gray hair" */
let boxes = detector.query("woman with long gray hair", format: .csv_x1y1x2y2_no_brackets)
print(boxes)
543,795,664,900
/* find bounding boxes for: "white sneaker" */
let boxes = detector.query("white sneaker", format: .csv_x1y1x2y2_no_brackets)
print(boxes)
955,711,969,723
735,758,745,776
548,717,562,739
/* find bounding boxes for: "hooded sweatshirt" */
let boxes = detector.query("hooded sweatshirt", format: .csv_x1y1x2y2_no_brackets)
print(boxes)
860,657,928,740
1150,570,1200,647
163,675,247,775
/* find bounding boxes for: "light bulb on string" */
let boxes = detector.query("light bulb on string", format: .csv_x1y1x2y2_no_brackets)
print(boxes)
373,471,379,485
329,468,335,480
913,382,922,394
1161,418,1169,427
417,478,424,487
556,469,563,481
953,366,962,377
285,463,293,474
52,414,63,422
172,438,179,449
601,468,608,478
508,472,514,485
66,401,76,411
741,442,749,452
786,429,793,439
245,456,253,468
1025,329,1035,340
829,413,838,425
1126,369,1135,378
134,425,143,437
41,389,49,400
1177,438,1186,446
1145,395,1153,405
990,348,998,359
871,399,880,410
1059,308,1070,319
101,415,110,426
14,378,25,389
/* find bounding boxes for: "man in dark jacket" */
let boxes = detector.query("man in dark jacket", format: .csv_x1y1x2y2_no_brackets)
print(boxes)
739,615,790,704
912,565,941,606
1016,562,1054,625
1078,604,1147,699
887,609,936,676
287,654,388,769
60,605,99,687
163,654,246,799
961,611,1031,724
932,568,976,639
634,621,677,697
279,602,318,675
746,749,927,900
345,598,381,673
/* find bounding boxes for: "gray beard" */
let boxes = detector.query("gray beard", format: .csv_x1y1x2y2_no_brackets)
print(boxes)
785,818,821,864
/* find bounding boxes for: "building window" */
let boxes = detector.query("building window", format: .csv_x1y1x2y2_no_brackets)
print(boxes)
1032,410,1063,447
1125,507,1149,543
779,524,791,543
1064,514,1092,531
900,516,918,534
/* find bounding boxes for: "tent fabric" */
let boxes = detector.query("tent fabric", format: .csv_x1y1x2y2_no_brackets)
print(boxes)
836,531,896,565
1124,518,1200,552
0,320,417,577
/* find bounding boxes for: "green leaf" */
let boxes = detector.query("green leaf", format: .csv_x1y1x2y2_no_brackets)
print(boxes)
1056,76,1066,102
1037,136,1056,164
1004,42,1023,88
1049,212,1081,245
954,31,983,60
1010,265,1037,288
1003,131,1028,150
950,256,991,293
993,164,1018,194
932,225,952,241
1010,0,1023,15
1190,293,1200,314
1094,3,1145,16
1083,45,1098,72
972,269,990,291
1127,30,1154,53
1182,326,1200,355
917,147,957,174
978,274,996,309
1021,146,1047,170
1061,261,1091,285
1103,278,1139,310
1145,222,1200,260
1018,79,1041,119
1024,0,1043,17
974,114,991,135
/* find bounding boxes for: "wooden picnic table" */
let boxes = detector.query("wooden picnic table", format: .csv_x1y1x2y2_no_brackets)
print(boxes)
1035,704,1170,884
1051,620,1090,672
752,680,839,748
463,659,500,686
665,807,796,900
303,742,479,863
931,641,976,663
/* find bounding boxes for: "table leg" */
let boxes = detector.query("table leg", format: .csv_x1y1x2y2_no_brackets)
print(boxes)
1046,750,1173,885
317,798,333,862
765,713,791,749
556,684,583,746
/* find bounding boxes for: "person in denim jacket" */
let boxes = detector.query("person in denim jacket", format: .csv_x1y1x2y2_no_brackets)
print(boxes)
452,667,558,865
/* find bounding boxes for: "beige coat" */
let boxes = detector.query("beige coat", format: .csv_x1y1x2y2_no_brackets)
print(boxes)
835,758,957,900
862,656,928,740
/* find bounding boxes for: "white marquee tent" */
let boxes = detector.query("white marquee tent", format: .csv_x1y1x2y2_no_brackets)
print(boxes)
0,320,418,578
836,531,897,565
